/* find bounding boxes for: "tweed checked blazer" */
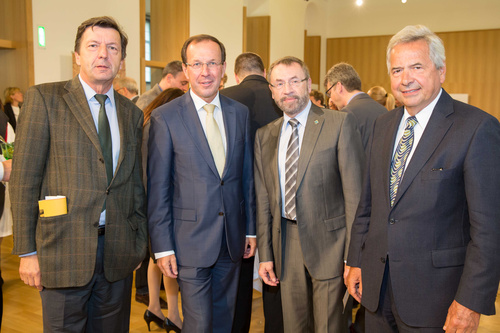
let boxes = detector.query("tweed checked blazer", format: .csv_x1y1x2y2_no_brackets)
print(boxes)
10,76,147,288
255,105,364,280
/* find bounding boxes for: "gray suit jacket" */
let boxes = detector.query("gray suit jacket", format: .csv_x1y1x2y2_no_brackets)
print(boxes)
347,90,500,326
342,92,387,151
11,76,148,288
147,92,255,267
255,104,364,280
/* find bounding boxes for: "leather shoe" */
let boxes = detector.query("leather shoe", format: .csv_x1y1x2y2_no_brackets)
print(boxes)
135,293,169,309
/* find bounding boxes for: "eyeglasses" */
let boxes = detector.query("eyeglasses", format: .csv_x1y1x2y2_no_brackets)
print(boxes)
270,78,308,90
325,82,337,98
185,62,223,71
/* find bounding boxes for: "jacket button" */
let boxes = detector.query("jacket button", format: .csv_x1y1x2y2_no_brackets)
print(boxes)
219,212,224,216
106,190,110,195
389,218,396,225
220,180,224,185
380,257,386,263
99,158,104,163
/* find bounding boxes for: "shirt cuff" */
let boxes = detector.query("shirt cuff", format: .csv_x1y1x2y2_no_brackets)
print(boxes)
246,235,256,238
155,250,175,259
19,251,37,257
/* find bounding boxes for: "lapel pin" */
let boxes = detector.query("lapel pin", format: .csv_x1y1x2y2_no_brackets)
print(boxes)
314,120,319,124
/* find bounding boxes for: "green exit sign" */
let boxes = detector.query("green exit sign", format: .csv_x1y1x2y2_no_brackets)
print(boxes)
38,26,46,47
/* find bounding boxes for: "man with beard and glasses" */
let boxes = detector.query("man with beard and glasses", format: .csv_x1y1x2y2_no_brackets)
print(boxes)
254,56,365,332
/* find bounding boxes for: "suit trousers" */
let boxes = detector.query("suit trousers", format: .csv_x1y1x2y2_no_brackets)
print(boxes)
40,234,133,333
177,234,241,333
280,219,348,333
262,283,284,333
232,256,255,333
365,261,444,333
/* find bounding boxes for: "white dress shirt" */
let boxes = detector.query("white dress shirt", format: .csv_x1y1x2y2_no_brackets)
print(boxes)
278,100,312,217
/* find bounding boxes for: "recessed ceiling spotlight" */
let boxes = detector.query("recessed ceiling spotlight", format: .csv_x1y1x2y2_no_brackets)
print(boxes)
356,0,363,6
402,0,407,3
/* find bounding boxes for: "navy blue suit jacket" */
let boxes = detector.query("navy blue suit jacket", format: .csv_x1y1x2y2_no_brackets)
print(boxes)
147,92,256,267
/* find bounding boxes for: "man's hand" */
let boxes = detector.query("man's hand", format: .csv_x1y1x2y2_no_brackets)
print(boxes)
19,254,43,291
443,300,480,332
134,262,142,271
2,159,12,181
157,254,178,279
243,237,257,258
345,265,362,303
259,261,279,286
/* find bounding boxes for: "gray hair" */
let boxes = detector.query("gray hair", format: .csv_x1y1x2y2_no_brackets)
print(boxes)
268,56,310,82
324,62,361,92
386,25,446,73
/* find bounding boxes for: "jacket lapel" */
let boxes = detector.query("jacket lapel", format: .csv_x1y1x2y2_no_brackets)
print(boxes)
296,105,324,190
63,77,102,157
392,91,455,207
114,92,130,181
220,96,236,179
382,108,404,207
178,93,221,178
269,119,284,208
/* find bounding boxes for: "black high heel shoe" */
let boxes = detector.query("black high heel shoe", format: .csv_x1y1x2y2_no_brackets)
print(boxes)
144,309,165,331
164,318,181,333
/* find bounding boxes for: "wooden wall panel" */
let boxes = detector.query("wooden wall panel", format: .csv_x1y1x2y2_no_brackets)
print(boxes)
246,16,270,70
150,0,190,63
326,29,500,119
0,0,34,96
304,33,321,85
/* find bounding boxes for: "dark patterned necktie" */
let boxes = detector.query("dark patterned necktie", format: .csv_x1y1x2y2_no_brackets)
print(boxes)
390,116,418,207
95,94,113,185
284,118,300,220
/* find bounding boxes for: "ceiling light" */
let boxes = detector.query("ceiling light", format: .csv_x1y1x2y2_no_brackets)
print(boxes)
356,0,363,6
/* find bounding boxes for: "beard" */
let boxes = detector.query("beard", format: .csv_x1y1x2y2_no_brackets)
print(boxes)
276,93,310,117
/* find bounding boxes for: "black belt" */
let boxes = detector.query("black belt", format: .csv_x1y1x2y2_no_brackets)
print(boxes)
98,226,105,236
282,217,297,224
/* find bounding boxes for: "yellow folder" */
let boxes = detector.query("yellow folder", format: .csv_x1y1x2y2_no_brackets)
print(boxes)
38,196,67,217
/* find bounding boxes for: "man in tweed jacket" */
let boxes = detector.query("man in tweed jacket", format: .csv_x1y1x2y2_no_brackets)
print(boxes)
10,16,147,332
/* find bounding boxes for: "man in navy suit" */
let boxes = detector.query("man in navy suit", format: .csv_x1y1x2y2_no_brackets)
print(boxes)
346,25,500,332
147,35,256,333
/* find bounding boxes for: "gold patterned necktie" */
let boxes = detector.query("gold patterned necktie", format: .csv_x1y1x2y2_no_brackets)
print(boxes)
284,118,300,220
203,104,225,177
390,116,418,207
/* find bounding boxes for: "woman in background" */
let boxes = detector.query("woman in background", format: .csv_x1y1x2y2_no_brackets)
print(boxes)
3,87,23,132
367,85,396,111
142,88,184,333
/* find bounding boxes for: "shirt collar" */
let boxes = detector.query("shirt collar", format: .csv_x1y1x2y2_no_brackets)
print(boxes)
346,91,364,105
190,89,222,112
283,100,312,129
402,88,442,128
78,74,116,108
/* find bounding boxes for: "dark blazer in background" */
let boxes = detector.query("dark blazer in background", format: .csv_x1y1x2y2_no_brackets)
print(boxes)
342,92,387,150
221,74,283,333
221,75,282,141
3,103,16,132
10,76,148,288
347,90,500,327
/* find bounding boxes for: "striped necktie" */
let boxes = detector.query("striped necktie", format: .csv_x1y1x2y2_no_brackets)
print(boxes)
284,118,300,220
204,104,225,177
390,116,418,207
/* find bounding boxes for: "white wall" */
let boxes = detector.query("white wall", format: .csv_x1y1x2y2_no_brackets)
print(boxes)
190,0,244,87
32,0,140,85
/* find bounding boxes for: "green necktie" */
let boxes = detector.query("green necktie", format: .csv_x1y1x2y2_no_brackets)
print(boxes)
95,94,113,185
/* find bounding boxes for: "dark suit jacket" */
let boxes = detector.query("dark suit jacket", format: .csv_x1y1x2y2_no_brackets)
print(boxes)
3,103,16,132
10,76,148,288
347,90,500,327
342,92,387,150
147,92,255,267
255,105,364,280
221,75,282,142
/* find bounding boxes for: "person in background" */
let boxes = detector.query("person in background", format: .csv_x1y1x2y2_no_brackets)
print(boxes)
141,88,184,332
3,87,23,132
219,73,228,90
136,60,189,110
114,76,140,104
324,63,387,151
10,16,147,331
346,24,500,332
148,34,256,333
0,98,12,330
309,89,325,108
220,51,283,333
367,85,395,110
